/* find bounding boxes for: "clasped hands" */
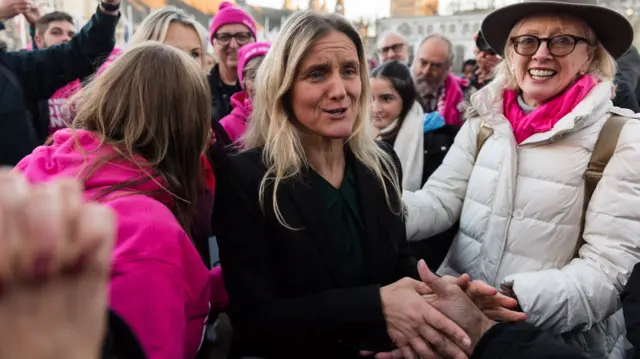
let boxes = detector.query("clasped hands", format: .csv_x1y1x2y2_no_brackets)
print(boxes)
361,260,527,359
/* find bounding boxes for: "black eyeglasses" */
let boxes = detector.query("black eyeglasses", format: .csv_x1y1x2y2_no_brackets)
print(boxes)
510,34,593,57
379,43,404,54
214,32,253,46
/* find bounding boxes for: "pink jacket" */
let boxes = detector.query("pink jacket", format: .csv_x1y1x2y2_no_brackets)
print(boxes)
220,91,252,144
15,129,212,359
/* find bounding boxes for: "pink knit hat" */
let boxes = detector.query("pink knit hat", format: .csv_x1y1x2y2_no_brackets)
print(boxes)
237,42,270,85
209,2,257,44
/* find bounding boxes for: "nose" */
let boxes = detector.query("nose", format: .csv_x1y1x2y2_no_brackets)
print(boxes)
229,38,240,49
532,41,552,61
327,73,347,100
421,63,432,77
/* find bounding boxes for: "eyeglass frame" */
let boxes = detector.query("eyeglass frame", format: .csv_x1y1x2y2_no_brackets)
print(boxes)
213,32,254,46
378,42,405,54
509,34,594,57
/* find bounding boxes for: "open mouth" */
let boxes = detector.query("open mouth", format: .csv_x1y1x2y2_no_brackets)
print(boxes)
324,108,347,115
528,68,557,80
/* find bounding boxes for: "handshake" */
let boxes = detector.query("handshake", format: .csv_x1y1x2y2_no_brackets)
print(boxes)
362,261,527,359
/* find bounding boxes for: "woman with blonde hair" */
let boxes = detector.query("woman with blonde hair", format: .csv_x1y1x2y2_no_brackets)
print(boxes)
127,6,207,66
404,0,640,357
212,10,517,359
15,41,214,359
108,6,231,321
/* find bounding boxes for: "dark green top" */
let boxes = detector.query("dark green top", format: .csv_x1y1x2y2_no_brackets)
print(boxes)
309,161,366,285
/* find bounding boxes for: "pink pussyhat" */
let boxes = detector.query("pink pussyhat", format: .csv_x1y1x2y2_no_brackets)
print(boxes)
237,42,270,85
209,1,257,44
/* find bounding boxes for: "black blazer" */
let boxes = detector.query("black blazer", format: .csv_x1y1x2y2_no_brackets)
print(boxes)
213,143,419,358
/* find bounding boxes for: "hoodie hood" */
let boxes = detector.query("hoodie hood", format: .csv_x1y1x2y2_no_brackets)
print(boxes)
17,128,168,204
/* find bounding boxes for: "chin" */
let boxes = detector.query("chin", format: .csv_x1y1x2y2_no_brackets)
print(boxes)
322,123,356,139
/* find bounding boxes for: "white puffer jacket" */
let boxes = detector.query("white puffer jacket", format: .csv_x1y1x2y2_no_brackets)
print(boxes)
403,78,640,358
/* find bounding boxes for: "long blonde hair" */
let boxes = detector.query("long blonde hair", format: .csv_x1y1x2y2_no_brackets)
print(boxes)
243,11,402,228
70,41,211,232
495,13,617,91
129,6,208,67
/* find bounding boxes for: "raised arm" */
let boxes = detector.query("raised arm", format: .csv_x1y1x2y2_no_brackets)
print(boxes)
4,1,120,103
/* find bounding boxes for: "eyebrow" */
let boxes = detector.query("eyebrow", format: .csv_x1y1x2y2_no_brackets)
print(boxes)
302,62,331,74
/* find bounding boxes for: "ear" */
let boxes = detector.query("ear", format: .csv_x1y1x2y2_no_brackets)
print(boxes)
34,35,45,49
582,50,596,73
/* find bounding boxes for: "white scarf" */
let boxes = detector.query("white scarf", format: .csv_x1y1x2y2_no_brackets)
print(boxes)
379,102,425,191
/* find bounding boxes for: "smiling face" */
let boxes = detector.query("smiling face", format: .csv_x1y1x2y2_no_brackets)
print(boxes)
212,23,255,71
290,30,362,140
509,15,594,106
370,77,402,130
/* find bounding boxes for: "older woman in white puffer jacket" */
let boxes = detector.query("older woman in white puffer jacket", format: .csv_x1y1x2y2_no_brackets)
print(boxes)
403,0,640,358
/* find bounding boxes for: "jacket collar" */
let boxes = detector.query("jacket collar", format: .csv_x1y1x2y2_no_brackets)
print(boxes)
471,77,614,144
286,147,396,285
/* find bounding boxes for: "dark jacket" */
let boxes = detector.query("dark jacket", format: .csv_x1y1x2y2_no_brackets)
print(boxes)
472,322,588,359
213,143,419,358
614,46,640,112
101,310,146,359
209,63,242,124
622,262,640,357
0,7,118,166
385,124,460,270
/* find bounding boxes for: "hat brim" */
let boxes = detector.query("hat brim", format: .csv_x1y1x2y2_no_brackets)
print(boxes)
481,1,634,59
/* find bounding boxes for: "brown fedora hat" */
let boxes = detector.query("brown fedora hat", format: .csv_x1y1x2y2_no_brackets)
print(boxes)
481,0,634,59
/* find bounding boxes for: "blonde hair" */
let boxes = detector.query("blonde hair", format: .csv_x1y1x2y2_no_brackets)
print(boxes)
70,41,211,233
243,11,402,228
495,13,617,91
129,6,208,67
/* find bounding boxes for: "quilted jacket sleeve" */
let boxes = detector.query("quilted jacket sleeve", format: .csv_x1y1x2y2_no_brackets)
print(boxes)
505,119,640,334
403,118,478,242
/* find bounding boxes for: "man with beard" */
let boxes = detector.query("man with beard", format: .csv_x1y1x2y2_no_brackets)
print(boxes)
412,33,464,126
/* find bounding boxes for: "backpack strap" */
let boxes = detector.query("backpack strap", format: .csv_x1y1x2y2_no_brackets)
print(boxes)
475,120,494,163
574,114,631,257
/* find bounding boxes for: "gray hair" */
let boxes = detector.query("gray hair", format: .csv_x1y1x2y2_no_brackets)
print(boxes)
376,30,410,48
415,33,454,64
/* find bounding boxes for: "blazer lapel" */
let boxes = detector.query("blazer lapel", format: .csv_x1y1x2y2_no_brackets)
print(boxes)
350,153,389,283
286,169,342,283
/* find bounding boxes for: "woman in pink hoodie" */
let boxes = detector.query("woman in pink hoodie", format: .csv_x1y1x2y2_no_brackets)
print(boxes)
15,42,213,359
220,41,270,146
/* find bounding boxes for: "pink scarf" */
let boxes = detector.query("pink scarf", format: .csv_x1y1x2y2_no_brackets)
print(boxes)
503,75,596,144
438,73,464,126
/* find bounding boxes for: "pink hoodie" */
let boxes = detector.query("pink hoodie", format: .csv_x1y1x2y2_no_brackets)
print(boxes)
220,91,252,143
15,129,212,359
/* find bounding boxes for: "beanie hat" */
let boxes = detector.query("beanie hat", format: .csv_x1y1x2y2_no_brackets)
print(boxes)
237,42,270,85
209,2,257,44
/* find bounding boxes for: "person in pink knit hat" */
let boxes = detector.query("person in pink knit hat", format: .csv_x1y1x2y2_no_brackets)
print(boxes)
219,41,270,147
208,1,257,124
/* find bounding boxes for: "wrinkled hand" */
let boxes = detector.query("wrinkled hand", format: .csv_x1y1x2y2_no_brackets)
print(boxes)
0,170,116,359
417,261,497,350
455,275,526,323
0,0,31,21
379,277,471,359
21,3,39,25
